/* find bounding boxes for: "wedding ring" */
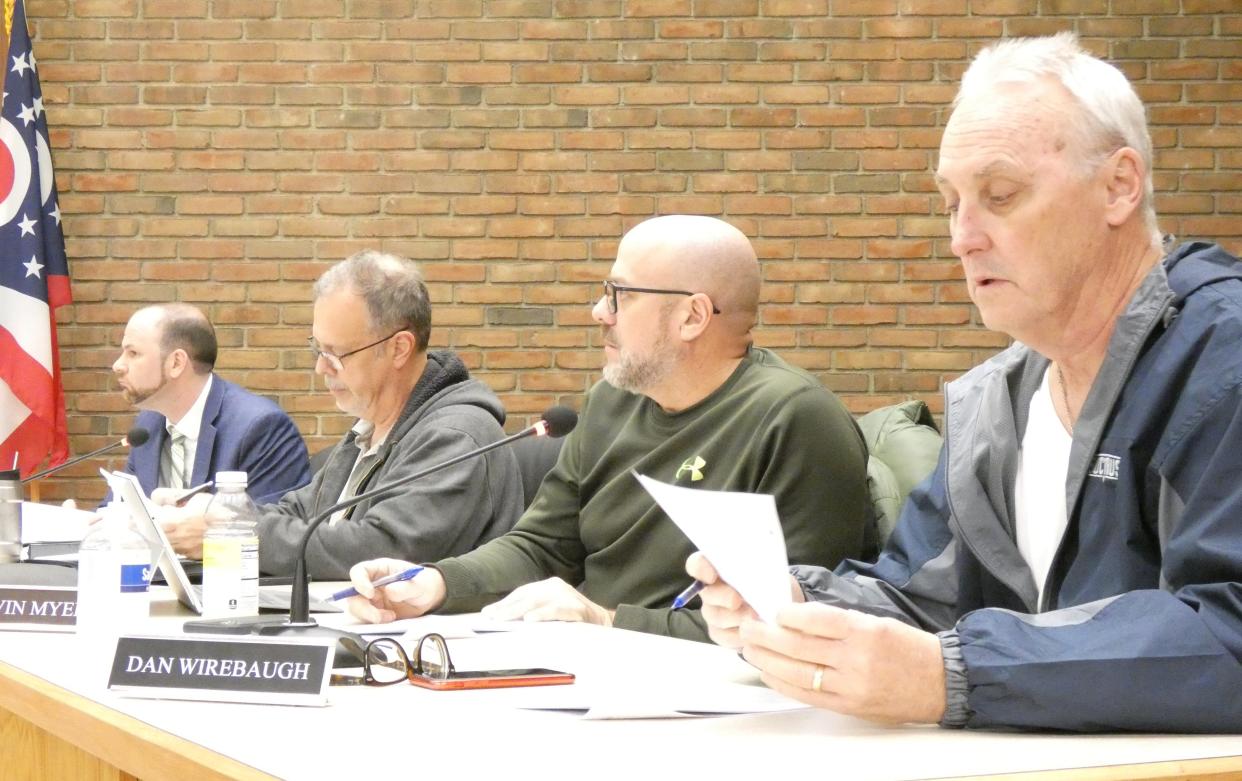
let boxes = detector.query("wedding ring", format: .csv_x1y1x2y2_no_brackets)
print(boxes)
811,664,824,693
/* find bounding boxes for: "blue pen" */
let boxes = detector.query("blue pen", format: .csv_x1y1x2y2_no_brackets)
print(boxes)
670,579,705,610
330,565,425,602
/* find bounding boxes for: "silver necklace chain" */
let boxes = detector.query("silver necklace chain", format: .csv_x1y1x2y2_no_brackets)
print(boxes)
1055,364,1074,435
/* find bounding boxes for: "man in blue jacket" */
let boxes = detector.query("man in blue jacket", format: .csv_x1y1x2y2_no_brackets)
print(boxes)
113,303,310,505
692,32,1242,732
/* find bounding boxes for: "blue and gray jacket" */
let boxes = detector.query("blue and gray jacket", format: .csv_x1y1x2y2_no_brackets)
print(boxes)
795,242,1242,732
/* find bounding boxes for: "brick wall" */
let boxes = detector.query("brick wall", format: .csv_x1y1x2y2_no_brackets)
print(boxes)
25,0,1241,501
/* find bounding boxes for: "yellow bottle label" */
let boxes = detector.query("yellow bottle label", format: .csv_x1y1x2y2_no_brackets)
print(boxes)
201,536,259,618
202,538,241,570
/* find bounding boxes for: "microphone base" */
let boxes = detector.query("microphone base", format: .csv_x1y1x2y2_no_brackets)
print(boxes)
182,616,367,668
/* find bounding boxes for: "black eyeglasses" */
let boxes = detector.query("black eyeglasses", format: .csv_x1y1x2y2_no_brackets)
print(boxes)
329,633,455,687
601,280,720,315
307,329,408,372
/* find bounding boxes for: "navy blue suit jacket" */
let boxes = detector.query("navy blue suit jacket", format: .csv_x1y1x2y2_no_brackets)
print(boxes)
123,376,311,505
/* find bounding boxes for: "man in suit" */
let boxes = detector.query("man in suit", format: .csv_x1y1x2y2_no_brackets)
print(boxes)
112,303,310,505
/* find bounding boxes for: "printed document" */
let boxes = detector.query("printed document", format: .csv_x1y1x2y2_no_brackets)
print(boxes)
19,501,96,543
634,472,792,622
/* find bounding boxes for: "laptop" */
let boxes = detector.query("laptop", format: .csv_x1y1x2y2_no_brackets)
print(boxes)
102,470,338,615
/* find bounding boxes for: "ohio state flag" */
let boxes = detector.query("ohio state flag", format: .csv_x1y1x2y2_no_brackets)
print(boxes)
0,0,72,477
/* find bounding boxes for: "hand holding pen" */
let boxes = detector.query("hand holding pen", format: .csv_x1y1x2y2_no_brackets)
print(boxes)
685,551,776,651
331,565,424,602
670,579,705,610
339,559,450,624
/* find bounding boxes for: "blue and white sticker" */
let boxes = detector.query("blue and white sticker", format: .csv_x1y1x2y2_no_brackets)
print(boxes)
120,563,152,594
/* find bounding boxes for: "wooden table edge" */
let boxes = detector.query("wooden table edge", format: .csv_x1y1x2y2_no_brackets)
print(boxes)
941,755,1242,781
0,658,276,781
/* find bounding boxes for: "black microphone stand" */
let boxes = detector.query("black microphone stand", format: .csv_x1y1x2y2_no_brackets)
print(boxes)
21,429,150,484
2,429,149,586
190,422,551,663
287,422,545,625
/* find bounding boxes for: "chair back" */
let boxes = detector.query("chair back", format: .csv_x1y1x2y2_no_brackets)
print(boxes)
511,435,563,509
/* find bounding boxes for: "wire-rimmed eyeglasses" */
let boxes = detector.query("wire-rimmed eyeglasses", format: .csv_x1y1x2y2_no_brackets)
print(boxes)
307,329,407,373
601,280,720,315
329,633,455,687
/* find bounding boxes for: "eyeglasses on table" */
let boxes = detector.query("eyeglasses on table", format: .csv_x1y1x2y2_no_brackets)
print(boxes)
329,632,455,687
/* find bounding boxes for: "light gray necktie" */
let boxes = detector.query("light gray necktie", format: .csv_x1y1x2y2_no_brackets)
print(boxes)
167,428,188,491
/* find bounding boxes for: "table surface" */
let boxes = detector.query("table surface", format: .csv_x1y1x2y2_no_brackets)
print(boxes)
2,588,1242,781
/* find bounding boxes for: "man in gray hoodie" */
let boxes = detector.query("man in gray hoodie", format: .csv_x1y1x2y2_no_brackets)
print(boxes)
161,250,524,579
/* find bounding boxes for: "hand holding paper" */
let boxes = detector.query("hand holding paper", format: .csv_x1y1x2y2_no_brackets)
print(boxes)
686,552,768,650
634,472,792,623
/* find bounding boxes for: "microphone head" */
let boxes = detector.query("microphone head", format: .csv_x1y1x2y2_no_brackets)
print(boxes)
539,406,578,439
125,427,151,447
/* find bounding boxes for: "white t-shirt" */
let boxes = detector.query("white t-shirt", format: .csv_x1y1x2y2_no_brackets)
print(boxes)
1013,366,1073,609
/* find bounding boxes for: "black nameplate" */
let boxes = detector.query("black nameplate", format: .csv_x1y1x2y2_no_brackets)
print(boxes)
109,635,334,706
0,586,77,629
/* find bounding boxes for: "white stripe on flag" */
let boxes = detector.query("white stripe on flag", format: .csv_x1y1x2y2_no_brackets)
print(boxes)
0,286,52,371
0,377,32,443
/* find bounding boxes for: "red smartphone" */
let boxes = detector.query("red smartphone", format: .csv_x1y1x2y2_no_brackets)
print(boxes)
407,667,574,690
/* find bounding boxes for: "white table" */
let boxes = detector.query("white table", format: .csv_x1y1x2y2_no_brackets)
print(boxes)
2,588,1241,781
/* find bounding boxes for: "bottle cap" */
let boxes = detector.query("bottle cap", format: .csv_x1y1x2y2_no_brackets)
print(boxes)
215,471,249,488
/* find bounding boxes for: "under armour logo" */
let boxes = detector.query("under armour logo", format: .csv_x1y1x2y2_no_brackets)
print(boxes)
676,455,706,482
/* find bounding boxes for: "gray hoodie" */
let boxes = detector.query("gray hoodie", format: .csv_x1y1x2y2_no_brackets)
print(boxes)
257,350,524,579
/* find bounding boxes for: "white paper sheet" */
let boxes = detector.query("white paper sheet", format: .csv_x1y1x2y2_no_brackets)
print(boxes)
635,472,792,622
329,613,529,639
18,501,96,543
514,680,809,720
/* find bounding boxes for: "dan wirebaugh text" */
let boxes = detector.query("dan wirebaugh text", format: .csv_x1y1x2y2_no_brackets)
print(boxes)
125,655,313,681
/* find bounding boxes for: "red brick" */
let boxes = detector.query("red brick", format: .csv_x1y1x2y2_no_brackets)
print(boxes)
799,107,867,127
35,1,1242,502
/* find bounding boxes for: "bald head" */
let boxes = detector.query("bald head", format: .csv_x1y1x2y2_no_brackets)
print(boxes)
595,216,762,408
132,303,217,375
617,216,760,323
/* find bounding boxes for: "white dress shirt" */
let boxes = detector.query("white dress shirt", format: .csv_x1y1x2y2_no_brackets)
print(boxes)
160,375,213,490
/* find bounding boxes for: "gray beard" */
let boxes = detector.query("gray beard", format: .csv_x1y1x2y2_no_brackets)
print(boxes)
602,348,676,395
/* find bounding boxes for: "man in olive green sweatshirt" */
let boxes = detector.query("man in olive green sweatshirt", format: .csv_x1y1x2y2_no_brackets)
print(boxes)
343,215,871,642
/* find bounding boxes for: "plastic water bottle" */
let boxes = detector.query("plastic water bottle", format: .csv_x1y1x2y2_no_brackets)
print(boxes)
201,471,260,618
75,501,153,634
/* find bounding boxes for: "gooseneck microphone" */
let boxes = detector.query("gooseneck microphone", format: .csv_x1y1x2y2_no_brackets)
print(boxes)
189,406,578,665
20,427,151,484
286,405,578,623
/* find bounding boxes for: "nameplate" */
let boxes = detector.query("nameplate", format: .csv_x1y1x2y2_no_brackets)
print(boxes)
0,586,77,631
108,635,334,706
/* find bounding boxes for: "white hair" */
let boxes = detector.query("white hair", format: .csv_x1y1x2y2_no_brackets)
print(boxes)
956,32,1160,246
